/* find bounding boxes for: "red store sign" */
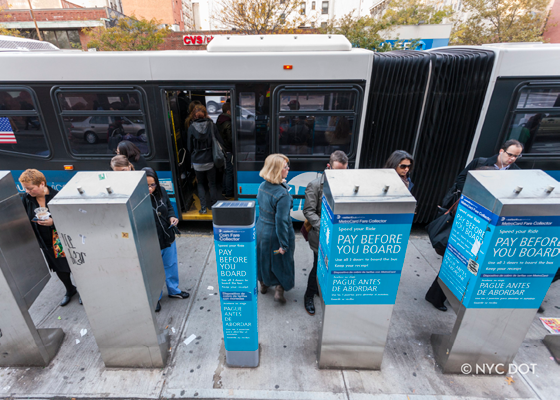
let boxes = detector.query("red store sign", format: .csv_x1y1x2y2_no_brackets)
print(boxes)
183,35,216,45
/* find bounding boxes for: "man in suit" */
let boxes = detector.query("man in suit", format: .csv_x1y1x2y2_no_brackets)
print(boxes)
455,139,523,192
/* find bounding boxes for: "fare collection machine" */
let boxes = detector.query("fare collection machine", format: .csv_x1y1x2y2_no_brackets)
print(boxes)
433,170,560,374
212,201,258,367
317,169,416,369
0,171,64,366
48,171,169,368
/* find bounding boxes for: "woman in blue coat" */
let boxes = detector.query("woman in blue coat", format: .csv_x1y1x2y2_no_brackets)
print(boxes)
257,154,295,304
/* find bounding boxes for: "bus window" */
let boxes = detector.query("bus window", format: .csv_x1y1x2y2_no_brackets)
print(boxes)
506,86,560,154
236,85,271,162
55,89,149,156
275,87,359,157
279,115,353,155
279,91,356,111
0,88,50,157
57,91,142,111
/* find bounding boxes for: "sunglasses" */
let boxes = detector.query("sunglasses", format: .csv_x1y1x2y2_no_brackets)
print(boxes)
148,183,157,188
398,164,412,170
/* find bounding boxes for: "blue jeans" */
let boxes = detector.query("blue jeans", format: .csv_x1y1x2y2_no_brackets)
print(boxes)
159,241,180,299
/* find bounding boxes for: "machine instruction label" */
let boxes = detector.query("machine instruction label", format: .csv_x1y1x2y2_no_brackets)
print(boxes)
317,196,414,305
439,195,559,308
214,224,258,351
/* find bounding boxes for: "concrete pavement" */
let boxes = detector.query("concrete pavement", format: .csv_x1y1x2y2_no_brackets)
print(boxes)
1,226,558,400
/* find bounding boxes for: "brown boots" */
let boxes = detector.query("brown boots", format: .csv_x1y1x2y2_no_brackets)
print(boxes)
274,285,286,304
259,281,269,294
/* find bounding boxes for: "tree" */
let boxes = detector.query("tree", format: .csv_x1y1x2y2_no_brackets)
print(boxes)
451,0,550,45
321,13,394,52
0,7,22,38
383,0,454,25
321,0,452,52
212,0,315,34
85,16,171,51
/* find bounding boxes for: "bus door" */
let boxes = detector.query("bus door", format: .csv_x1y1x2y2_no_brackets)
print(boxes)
163,88,232,221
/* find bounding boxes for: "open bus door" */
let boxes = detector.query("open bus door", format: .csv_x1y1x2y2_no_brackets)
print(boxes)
164,88,232,221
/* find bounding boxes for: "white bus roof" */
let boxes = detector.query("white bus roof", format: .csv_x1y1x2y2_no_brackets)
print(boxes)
429,43,560,78
0,45,373,82
207,34,352,52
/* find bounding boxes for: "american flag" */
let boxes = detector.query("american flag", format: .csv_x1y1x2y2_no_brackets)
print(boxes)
0,117,17,144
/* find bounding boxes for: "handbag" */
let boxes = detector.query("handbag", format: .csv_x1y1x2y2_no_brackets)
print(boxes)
426,200,459,256
300,219,312,241
211,127,226,169
52,228,66,258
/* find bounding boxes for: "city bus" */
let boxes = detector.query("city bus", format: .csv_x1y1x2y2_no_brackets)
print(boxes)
1,35,559,223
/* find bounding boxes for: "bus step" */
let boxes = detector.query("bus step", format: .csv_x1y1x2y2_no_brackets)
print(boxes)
182,194,213,221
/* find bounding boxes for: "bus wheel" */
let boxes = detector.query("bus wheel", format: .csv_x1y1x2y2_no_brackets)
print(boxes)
207,102,218,114
85,131,99,144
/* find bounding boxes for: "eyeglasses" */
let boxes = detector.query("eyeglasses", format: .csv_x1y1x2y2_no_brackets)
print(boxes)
283,165,290,170
398,164,412,170
148,183,157,188
505,151,522,159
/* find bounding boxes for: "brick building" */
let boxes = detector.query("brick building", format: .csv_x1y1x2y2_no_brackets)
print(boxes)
0,1,125,49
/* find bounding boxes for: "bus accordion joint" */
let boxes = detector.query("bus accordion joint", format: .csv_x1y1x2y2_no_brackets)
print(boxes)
283,65,293,70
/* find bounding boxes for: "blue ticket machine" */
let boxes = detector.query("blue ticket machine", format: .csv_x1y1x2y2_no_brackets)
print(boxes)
212,201,258,367
317,169,416,369
432,170,560,374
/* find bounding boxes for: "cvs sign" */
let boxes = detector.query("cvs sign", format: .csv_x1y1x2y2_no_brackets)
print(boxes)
183,35,216,45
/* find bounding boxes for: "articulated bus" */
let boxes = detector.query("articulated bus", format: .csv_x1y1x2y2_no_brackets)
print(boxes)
1,35,560,224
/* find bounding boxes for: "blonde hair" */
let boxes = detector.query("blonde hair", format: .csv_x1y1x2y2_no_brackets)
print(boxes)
18,169,46,186
260,154,289,184
110,155,135,171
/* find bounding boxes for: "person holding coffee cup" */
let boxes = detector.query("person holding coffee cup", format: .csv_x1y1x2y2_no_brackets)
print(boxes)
19,169,81,307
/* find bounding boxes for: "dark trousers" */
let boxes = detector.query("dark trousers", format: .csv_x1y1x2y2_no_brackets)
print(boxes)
195,167,218,209
224,152,234,197
305,251,319,298
56,271,77,296
425,275,447,307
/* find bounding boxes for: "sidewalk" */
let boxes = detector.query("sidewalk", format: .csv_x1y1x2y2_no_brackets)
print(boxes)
1,228,558,400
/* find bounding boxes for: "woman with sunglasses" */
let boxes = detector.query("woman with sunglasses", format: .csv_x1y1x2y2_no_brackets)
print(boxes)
384,150,414,191
256,154,295,304
142,167,189,312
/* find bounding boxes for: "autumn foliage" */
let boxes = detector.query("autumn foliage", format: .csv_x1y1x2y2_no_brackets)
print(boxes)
85,16,171,51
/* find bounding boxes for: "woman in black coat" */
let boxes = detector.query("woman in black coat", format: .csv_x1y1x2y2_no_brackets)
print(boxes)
19,169,80,307
117,140,148,170
142,168,189,312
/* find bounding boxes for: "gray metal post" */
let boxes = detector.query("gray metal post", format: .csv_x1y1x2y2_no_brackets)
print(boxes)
48,171,169,368
432,170,560,374
0,171,64,366
212,201,258,367
317,169,416,369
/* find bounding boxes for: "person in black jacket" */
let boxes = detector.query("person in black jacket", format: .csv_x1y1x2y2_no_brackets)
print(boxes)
19,169,80,307
143,168,189,312
455,139,523,192
216,102,233,198
187,105,223,214
117,141,148,170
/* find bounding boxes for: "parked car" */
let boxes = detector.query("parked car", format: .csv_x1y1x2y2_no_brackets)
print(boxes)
69,116,145,144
